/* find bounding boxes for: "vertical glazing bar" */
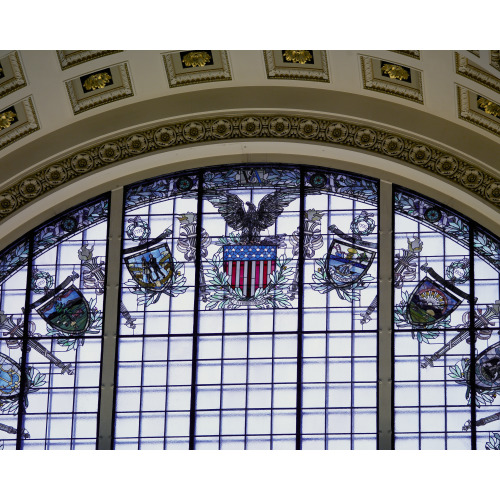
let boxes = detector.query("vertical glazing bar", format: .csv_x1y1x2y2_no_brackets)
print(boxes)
96,187,123,450
469,223,476,449
16,235,34,450
189,172,204,450
378,180,393,449
295,168,305,450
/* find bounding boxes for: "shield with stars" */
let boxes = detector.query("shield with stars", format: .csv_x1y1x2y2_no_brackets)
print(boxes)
223,244,277,298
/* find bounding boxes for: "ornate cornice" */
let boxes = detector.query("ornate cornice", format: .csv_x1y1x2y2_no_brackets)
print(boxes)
455,53,500,94
0,113,499,221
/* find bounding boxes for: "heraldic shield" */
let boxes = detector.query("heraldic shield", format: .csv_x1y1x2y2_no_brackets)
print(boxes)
406,278,461,327
0,353,22,398
36,284,91,335
327,239,375,288
223,244,277,298
125,241,173,292
475,341,500,391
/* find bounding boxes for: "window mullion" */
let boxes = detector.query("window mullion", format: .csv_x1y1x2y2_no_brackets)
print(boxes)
469,222,476,449
16,235,34,449
188,172,204,450
97,187,124,450
378,180,393,450
295,167,306,449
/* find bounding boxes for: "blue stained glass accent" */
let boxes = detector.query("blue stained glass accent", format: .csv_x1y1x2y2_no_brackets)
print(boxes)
223,245,277,261
0,238,29,284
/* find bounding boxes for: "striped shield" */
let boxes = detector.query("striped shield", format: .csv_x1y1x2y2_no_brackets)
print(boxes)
223,245,277,297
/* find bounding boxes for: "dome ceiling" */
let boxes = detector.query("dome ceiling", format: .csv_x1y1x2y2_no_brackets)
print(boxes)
0,50,499,243
1,50,499,153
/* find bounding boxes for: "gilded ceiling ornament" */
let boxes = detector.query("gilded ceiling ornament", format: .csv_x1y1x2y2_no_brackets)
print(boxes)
182,51,212,68
478,97,500,118
381,64,410,81
0,110,16,130
83,72,112,91
283,50,312,64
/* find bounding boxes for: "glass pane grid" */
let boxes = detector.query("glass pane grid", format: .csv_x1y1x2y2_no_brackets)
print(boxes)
115,166,379,449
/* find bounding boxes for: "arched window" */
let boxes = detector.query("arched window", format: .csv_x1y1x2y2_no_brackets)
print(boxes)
0,164,499,450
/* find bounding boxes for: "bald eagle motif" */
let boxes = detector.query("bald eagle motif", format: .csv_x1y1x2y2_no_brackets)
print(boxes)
204,189,300,244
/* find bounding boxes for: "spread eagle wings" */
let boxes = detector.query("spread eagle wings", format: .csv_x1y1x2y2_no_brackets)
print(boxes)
204,189,300,233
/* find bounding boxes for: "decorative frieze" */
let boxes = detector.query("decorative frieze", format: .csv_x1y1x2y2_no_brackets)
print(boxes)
1,112,500,221
162,51,232,87
0,96,39,151
64,62,134,115
56,51,122,70
360,55,423,104
0,51,27,99
263,50,329,82
457,85,500,138
455,53,500,94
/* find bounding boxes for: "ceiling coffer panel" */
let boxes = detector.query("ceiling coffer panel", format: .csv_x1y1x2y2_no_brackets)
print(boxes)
360,55,423,104
263,50,329,82
0,51,27,100
162,51,232,87
457,85,500,138
455,53,500,94
0,96,39,152
64,62,134,115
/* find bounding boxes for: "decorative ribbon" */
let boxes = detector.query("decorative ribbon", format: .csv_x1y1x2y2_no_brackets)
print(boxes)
123,229,171,255
29,272,79,310
328,224,377,249
421,265,475,303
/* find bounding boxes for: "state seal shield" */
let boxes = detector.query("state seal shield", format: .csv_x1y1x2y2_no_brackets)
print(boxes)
406,278,461,327
327,239,375,288
0,353,21,399
223,244,277,298
475,341,500,391
36,284,91,335
124,241,174,292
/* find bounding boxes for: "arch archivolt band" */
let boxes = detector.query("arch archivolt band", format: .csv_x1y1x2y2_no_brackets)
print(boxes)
1,113,500,227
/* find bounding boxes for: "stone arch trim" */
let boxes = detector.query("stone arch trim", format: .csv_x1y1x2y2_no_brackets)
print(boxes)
1,113,500,222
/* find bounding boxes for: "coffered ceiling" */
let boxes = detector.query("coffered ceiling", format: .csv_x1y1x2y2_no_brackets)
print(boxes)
1,50,499,158
1,50,500,241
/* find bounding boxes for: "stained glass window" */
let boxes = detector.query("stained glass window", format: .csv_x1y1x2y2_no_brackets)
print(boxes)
394,188,500,450
1,165,499,450
0,196,109,449
115,165,379,449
